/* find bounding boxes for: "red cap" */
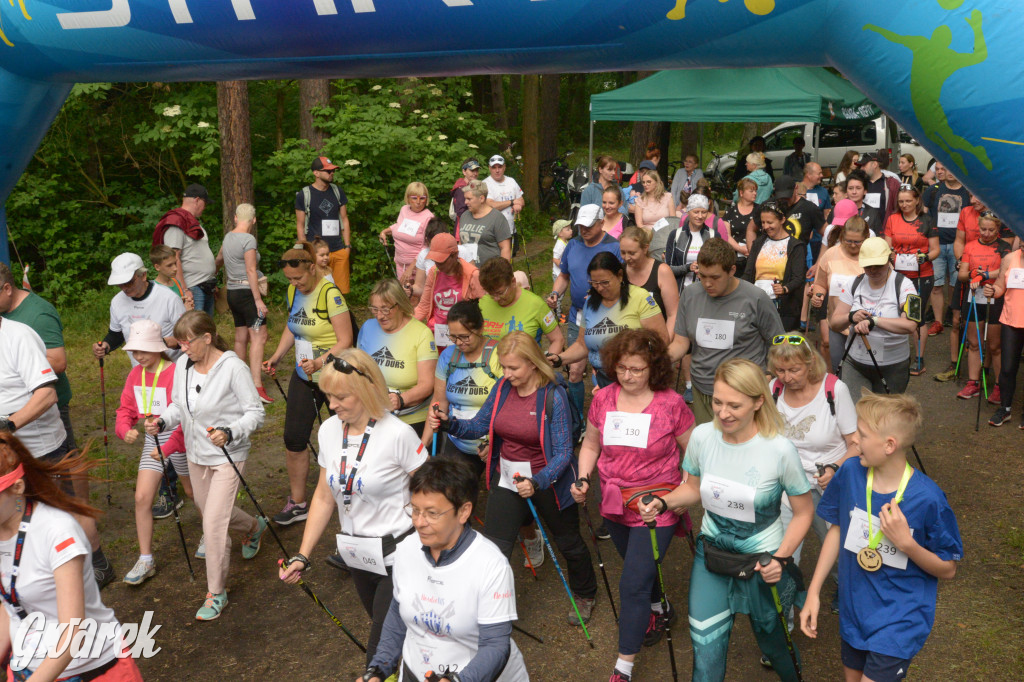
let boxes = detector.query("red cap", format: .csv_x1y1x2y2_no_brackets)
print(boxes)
427,233,458,262
311,156,340,171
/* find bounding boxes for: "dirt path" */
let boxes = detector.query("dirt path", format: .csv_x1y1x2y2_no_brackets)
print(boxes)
63,305,1023,681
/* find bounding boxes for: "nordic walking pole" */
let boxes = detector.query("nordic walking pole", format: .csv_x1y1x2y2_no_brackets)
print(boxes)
379,239,399,280
953,296,972,380
517,226,535,291
575,480,619,624
834,328,858,379
98,354,113,506
271,372,318,457
758,554,803,682
145,419,194,581
641,495,678,682
431,402,440,457
514,475,594,648
970,288,985,431
860,337,928,474
207,428,366,652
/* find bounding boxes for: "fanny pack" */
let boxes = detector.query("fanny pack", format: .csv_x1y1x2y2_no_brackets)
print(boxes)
197,278,218,295
702,537,765,580
621,484,676,514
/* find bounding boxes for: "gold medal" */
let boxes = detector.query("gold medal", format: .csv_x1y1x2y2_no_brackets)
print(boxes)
857,547,882,572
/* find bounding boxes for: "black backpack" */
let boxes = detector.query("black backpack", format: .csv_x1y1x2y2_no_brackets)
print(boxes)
287,280,360,339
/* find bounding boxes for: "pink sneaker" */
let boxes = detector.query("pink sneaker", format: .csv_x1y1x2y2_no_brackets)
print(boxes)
987,385,1002,405
957,380,980,400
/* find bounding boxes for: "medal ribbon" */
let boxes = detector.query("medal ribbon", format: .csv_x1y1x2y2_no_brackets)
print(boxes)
865,463,912,550
140,360,165,416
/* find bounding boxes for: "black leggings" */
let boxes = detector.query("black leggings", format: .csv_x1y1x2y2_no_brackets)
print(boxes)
483,469,597,599
282,375,327,452
998,324,1024,411
350,566,394,667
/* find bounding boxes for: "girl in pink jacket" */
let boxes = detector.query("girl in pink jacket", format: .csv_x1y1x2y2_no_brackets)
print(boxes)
115,320,194,586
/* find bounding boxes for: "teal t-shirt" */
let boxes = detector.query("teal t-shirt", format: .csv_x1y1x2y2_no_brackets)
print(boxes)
683,422,811,554
435,344,503,454
2,292,72,407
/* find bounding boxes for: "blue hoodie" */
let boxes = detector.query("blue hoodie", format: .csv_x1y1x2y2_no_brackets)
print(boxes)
734,168,774,204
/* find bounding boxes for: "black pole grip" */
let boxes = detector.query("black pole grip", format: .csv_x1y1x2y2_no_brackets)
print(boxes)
641,494,658,529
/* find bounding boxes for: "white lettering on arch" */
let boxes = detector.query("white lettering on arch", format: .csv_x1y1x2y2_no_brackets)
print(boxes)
56,0,130,29
168,0,256,24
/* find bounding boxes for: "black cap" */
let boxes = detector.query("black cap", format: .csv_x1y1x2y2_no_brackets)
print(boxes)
855,152,879,166
183,184,210,202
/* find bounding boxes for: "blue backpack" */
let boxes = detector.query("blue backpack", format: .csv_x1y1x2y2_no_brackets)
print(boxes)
544,372,585,445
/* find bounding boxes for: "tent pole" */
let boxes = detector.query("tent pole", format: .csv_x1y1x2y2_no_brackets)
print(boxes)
699,122,704,167
814,123,821,164
588,114,594,175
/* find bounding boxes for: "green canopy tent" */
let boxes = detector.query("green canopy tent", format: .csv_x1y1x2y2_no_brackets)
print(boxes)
587,66,881,171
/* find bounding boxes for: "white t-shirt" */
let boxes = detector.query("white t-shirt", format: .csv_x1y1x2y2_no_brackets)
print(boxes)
415,247,435,274
685,229,706,279
774,378,857,486
392,532,529,682
0,504,119,677
484,176,524,234
0,319,65,457
109,282,186,366
317,413,427,555
839,272,917,366
552,238,567,280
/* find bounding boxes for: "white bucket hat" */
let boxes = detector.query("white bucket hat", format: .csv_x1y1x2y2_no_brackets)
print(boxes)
123,319,169,354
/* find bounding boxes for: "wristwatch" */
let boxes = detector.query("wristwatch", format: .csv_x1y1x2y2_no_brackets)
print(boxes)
0,416,16,433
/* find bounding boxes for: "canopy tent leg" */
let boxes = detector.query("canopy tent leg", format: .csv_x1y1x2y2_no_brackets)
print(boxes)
588,117,594,177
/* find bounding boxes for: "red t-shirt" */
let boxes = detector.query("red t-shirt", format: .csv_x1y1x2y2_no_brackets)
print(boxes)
957,206,1014,243
493,389,546,472
885,213,938,279
962,238,1009,287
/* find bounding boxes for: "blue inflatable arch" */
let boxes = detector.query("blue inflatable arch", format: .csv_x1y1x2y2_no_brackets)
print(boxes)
0,0,1021,262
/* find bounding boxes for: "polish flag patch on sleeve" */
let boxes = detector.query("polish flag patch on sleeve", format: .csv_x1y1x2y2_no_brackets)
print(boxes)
416,443,424,455
55,537,76,552
41,368,53,375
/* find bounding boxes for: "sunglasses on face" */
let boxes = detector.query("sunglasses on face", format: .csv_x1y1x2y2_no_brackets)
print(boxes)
772,334,806,346
278,258,312,269
325,354,369,379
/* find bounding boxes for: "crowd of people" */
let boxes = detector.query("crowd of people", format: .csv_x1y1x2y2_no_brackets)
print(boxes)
3,139,1007,681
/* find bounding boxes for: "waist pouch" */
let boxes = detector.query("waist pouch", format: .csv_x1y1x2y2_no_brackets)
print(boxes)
621,484,676,514
702,537,765,580
197,278,218,295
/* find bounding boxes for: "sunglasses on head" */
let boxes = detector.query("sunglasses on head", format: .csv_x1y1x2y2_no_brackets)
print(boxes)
772,334,806,346
325,354,369,379
278,258,312,269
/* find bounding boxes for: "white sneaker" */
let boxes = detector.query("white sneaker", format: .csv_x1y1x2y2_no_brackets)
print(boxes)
123,557,156,586
195,535,206,559
522,534,545,568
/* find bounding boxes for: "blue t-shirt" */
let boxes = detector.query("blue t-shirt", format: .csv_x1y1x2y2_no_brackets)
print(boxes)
559,234,622,320
682,422,810,554
817,459,963,659
435,344,503,455
581,285,661,371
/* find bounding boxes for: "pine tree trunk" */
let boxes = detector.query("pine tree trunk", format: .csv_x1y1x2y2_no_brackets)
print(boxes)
490,76,509,131
679,122,700,164
521,75,540,207
216,80,253,232
275,87,285,151
539,75,560,162
471,76,490,115
299,79,330,150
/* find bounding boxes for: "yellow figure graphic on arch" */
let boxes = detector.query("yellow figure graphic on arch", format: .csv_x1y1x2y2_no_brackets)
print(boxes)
668,0,775,21
0,0,32,47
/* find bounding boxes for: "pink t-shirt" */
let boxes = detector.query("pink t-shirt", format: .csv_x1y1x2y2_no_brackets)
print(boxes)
636,193,675,230
588,384,694,527
431,269,463,328
604,216,625,240
390,205,435,265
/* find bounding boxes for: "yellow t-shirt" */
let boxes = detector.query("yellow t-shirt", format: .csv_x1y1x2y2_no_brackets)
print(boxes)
287,278,349,381
357,317,438,424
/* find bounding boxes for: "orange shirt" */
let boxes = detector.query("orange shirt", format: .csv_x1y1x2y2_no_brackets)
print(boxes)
884,213,937,279
962,239,1008,288
1001,250,1024,328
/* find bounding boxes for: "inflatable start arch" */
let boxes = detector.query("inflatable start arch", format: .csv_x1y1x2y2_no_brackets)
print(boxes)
0,0,1020,261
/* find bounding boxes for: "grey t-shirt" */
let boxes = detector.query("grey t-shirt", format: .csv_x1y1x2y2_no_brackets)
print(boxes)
222,232,261,290
459,207,512,266
675,278,785,395
163,225,217,288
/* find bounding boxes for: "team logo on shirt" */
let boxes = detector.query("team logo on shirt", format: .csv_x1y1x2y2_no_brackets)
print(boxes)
710,483,723,500
587,318,626,336
413,593,456,638
450,375,490,396
334,296,343,306
318,198,334,215
371,347,405,369
646,295,657,308
289,308,316,327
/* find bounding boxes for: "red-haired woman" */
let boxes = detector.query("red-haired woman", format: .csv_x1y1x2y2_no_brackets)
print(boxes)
0,433,144,681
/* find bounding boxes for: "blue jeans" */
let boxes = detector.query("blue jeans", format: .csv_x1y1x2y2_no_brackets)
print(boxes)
190,283,216,317
934,243,957,287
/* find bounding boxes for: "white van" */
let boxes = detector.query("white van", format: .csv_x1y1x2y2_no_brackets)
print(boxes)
707,116,929,182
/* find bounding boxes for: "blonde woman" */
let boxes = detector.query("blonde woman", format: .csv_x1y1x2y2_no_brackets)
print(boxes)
428,331,599,626
379,181,435,280
278,349,427,667
734,152,774,204
639,358,812,682
634,170,676,233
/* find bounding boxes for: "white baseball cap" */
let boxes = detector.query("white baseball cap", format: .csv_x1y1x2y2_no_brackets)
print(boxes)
108,252,145,286
575,204,604,227
488,155,505,167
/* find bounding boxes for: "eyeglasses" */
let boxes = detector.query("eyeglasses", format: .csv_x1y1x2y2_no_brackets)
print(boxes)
178,334,207,349
325,354,369,379
489,283,514,300
842,238,865,247
615,364,649,377
446,331,476,344
408,195,427,201
772,335,806,346
369,303,397,316
588,279,613,288
404,504,456,523
278,258,312,268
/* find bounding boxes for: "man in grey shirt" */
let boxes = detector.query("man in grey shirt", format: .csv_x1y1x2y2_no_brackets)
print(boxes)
153,184,218,316
668,237,785,424
459,179,512,266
